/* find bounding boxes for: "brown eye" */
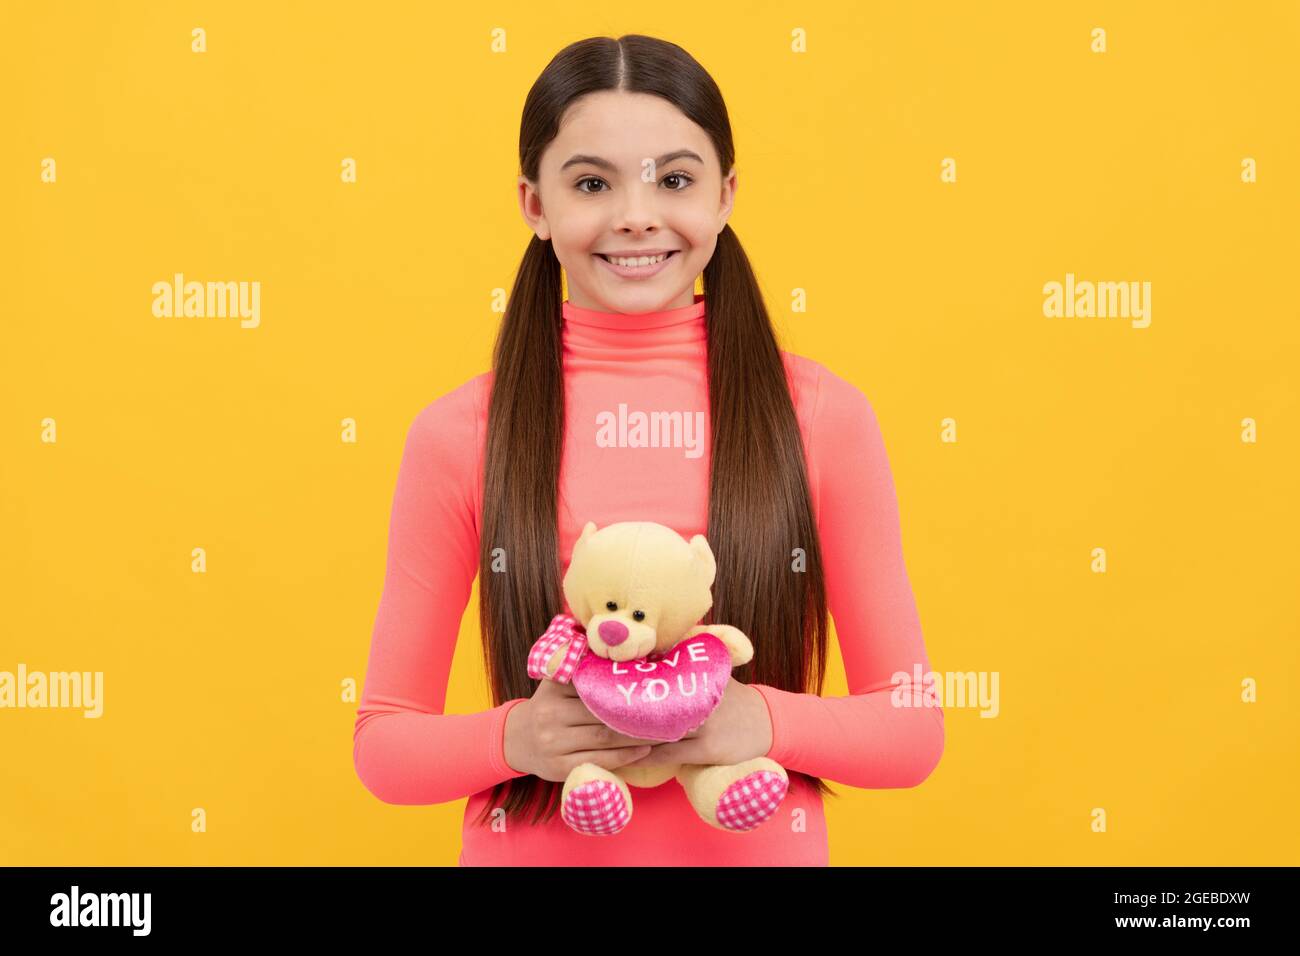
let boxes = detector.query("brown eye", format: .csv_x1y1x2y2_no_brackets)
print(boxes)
606,601,618,611
632,610,645,621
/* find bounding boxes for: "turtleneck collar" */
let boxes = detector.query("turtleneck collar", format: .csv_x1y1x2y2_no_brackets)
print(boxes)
561,293,707,348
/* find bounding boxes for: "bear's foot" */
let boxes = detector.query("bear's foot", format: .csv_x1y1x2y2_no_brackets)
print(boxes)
716,768,788,832
677,757,789,832
561,767,632,836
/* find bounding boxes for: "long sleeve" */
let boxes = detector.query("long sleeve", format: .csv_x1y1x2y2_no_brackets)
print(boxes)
353,378,530,805
750,364,944,789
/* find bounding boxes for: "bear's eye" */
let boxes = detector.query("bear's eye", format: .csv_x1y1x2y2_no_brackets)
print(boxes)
606,601,618,611
632,610,645,622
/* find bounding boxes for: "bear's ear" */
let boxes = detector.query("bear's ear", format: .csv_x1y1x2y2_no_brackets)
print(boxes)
577,521,599,547
688,534,716,584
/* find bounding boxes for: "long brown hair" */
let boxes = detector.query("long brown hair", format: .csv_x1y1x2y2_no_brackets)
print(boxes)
473,34,833,827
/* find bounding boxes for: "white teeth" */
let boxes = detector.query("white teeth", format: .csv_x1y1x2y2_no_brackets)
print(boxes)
603,252,670,266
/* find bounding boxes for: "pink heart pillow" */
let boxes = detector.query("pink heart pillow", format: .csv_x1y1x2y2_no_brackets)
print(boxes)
572,632,732,742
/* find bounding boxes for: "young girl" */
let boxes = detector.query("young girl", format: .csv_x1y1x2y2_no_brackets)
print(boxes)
353,34,944,866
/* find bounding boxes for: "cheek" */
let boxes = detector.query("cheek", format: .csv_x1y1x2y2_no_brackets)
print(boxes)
673,212,720,254
681,238,718,270
550,213,605,261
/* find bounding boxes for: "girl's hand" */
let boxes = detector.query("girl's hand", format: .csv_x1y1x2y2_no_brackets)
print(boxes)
620,678,773,769
503,677,661,782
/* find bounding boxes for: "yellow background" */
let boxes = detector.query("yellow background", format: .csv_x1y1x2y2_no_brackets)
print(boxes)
2,1,1296,865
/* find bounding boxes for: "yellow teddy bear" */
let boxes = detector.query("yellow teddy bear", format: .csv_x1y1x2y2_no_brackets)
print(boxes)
527,520,789,835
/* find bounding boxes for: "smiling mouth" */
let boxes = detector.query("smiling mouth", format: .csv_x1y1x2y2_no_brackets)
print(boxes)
595,250,680,265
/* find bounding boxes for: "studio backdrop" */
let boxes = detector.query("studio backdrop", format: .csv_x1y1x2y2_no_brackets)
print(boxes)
2,1,1297,865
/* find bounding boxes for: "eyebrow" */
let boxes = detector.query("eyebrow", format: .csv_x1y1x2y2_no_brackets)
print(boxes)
560,149,705,173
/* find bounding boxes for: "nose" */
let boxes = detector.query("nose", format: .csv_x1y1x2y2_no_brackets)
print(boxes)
599,620,629,646
615,189,659,234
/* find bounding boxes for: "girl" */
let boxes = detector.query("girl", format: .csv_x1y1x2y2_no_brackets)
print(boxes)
353,34,944,866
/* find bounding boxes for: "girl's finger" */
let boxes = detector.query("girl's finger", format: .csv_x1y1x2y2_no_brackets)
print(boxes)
567,746,653,771
568,724,661,750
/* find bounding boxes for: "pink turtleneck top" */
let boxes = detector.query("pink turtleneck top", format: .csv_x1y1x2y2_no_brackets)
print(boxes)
352,292,944,865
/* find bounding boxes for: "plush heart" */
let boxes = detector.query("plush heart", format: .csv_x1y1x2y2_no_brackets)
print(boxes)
572,632,732,742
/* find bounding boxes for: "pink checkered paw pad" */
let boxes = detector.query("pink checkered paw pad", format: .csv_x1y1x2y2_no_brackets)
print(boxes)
562,780,630,836
716,770,788,831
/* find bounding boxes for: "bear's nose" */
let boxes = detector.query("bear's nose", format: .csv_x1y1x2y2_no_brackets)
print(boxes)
598,620,629,646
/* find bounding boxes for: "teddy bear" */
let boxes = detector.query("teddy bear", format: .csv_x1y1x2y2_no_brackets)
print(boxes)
526,519,789,836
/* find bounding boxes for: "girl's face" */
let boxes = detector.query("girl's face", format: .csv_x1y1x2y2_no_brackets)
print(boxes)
518,90,736,315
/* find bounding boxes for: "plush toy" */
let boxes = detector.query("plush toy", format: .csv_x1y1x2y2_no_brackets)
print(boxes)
527,520,789,836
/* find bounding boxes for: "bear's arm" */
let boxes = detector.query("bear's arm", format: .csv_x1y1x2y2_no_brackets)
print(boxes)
685,624,753,666
544,641,573,677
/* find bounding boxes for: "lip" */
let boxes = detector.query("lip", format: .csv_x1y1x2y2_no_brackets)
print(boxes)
593,249,680,279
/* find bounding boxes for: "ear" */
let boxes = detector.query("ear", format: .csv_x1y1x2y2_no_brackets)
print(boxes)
688,534,716,585
578,521,598,547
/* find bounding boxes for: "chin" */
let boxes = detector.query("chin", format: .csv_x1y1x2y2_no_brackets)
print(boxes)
604,644,651,663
